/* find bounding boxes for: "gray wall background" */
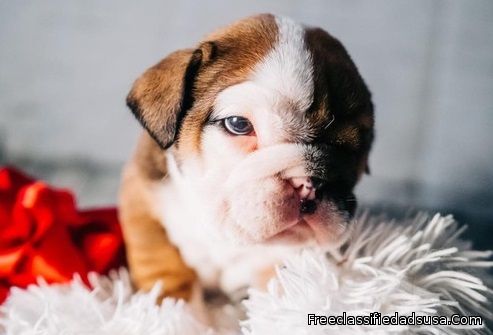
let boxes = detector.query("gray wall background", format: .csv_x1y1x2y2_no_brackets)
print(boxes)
1,1,492,246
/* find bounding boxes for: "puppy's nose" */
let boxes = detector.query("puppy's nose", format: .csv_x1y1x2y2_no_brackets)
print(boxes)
288,176,316,200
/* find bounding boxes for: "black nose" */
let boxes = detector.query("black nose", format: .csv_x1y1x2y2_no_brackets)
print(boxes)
300,199,317,214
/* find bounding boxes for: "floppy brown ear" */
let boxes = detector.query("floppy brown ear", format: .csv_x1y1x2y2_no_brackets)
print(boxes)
126,43,215,149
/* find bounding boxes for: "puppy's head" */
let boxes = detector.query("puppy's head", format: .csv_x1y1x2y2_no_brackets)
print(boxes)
127,14,374,246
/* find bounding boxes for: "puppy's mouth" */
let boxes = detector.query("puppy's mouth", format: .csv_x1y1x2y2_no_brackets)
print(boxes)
264,182,348,246
219,144,353,246
265,210,345,246
299,198,318,215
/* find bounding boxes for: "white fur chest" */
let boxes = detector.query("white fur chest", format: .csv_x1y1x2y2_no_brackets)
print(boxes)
152,177,293,294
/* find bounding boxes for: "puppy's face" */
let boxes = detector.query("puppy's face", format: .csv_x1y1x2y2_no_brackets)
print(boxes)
127,14,374,246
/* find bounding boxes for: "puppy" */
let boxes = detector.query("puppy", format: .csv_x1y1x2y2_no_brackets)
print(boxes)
119,13,374,310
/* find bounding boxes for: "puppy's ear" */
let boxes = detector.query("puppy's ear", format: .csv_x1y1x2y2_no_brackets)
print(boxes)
126,43,216,149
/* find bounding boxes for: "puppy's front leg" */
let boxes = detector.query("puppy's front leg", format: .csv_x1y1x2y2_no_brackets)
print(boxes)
119,156,196,302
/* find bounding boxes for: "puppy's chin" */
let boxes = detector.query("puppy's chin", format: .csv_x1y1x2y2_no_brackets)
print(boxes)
266,204,348,247
213,176,348,247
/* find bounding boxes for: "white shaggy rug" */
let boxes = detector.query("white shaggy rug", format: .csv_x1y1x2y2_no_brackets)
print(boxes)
1,213,492,335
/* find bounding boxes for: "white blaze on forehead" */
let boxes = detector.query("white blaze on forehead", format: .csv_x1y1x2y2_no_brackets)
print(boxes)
252,16,314,113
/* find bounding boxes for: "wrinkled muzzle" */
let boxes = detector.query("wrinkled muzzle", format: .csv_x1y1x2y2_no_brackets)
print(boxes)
214,144,347,245
225,143,307,190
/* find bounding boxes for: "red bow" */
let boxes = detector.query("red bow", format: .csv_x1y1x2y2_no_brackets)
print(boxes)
0,167,125,303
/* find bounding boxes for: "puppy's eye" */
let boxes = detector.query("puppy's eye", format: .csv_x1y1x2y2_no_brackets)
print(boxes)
222,116,254,135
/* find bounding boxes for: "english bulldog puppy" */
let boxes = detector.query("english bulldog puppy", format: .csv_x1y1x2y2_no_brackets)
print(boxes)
119,13,374,310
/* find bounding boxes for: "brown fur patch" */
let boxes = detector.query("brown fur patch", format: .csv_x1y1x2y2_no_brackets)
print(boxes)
176,14,279,156
119,146,196,301
334,125,361,147
303,26,374,150
303,26,374,144
127,49,199,149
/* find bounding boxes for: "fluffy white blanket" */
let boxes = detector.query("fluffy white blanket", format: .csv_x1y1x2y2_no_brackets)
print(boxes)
1,213,492,335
